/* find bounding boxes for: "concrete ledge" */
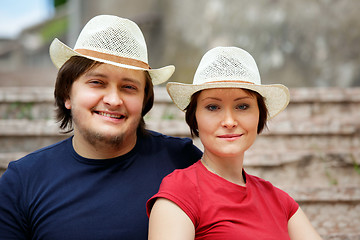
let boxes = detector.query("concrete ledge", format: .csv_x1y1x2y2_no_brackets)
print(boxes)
0,152,27,169
284,186,360,203
244,150,360,166
0,119,358,137
0,119,62,136
1,87,360,103
0,87,54,102
323,233,360,240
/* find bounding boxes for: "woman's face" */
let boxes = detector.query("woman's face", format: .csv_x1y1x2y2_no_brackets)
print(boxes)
195,88,259,159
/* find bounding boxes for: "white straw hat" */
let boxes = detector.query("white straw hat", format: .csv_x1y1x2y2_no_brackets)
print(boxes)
49,15,174,85
166,46,290,119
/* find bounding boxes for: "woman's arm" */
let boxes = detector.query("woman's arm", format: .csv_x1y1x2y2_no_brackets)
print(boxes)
148,198,195,240
288,207,323,240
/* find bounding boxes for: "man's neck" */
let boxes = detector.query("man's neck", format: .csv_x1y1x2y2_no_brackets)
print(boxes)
72,134,137,159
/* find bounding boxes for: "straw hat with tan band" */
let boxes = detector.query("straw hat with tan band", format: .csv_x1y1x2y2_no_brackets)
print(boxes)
166,46,290,119
49,15,175,85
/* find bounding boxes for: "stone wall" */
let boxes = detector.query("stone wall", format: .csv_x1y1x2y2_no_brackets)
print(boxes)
0,87,359,238
74,0,360,88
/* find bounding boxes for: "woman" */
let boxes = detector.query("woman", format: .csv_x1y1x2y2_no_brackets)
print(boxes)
147,47,322,240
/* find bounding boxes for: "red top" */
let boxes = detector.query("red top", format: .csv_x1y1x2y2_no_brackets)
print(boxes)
147,160,299,240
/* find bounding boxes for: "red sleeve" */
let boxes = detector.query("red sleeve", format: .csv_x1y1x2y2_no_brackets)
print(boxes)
146,169,200,226
274,187,299,220
287,192,299,219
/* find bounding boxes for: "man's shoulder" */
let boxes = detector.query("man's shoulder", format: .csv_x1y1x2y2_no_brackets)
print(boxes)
145,130,193,145
140,130,202,161
10,137,72,169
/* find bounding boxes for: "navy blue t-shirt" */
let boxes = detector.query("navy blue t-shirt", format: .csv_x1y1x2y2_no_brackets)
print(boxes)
0,131,202,239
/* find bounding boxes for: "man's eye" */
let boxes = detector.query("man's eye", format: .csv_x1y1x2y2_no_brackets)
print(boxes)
123,85,137,91
88,80,103,85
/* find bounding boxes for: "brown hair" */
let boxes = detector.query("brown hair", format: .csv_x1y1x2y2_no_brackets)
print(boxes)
54,56,154,136
185,89,268,137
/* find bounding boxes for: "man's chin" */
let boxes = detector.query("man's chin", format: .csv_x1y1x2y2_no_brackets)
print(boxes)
85,131,125,148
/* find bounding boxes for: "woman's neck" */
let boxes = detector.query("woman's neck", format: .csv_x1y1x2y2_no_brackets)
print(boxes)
201,152,246,186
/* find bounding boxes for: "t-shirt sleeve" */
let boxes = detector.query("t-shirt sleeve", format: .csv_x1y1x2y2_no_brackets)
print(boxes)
276,187,299,220
146,169,200,226
0,162,28,239
287,193,299,219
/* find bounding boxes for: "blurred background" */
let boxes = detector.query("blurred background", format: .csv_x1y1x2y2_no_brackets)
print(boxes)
0,0,359,239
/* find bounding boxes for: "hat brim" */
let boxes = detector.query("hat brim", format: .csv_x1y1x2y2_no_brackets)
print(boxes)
49,38,174,85
166,82,290,119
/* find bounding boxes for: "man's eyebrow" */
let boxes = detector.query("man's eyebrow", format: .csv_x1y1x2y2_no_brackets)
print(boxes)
83,71,108,78
122,77,142,86
83,70,144,86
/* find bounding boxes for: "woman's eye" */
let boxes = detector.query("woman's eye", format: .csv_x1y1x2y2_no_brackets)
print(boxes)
237,104,249,110
205,105,219,111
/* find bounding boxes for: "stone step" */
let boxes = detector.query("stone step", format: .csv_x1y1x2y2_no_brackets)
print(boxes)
2,86,359,103
0,135,69,154
323,233,360,240
0,152,27,175
1,87,360,122
293,187,360,238
0,118,358,137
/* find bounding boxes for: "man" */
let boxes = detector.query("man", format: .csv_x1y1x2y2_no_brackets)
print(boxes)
0,15,202,239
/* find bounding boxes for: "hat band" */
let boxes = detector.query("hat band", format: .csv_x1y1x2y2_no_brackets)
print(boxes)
204,80,255,84
75,49,150,69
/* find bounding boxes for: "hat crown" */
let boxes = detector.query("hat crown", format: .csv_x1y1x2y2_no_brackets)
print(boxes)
73,15,148,63
193,47,261,85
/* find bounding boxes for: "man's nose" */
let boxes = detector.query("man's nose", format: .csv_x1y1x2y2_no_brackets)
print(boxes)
103,89,123,106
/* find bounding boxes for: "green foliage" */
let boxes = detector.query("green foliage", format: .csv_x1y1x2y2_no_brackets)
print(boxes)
54,0,67,8
325,169,338,186
162,113,175,120
5,102,34,120
352,157,360,175
40,18,68,42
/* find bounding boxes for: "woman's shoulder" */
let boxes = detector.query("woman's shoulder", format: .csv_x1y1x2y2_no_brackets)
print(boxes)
162,161,201,186
246,171,291,196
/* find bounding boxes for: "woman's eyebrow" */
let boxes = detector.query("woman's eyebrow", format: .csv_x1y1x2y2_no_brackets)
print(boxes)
200,96,251,102
234,96,252,101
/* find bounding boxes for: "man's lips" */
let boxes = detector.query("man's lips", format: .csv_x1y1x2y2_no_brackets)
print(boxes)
94,111,125,120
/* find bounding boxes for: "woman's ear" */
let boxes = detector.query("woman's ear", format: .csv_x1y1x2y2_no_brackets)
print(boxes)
64,99,71,109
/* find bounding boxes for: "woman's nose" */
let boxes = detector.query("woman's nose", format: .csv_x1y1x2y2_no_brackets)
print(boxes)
221,110,238,128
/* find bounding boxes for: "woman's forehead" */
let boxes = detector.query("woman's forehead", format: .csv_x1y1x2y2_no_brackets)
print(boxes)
199,88,255,98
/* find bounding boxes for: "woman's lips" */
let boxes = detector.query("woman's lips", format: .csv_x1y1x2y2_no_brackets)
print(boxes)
218,134,243,139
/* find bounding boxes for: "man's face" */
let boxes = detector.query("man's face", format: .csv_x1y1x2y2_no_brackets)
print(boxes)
65,63,146,158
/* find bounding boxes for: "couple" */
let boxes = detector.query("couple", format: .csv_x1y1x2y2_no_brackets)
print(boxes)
0,15,322,239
